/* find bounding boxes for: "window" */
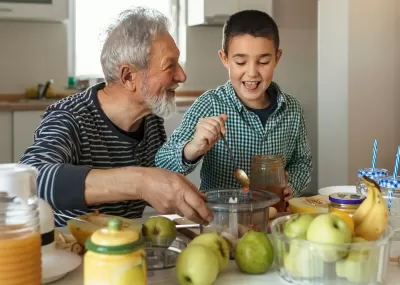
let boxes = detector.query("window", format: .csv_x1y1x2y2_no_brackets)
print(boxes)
70,0,178,79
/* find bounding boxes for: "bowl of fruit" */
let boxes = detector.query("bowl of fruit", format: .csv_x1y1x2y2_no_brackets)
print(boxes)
270,178,396,284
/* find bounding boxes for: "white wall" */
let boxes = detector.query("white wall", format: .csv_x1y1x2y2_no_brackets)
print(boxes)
0,21,68,94
318,0,400,187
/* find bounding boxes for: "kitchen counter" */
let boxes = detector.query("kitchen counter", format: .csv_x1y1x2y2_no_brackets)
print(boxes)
0,96,199,111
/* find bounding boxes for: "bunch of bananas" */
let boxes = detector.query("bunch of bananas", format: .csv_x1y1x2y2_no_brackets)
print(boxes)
352,176,389,241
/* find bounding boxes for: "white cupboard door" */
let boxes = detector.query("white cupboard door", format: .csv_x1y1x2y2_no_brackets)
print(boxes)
13,111,44,162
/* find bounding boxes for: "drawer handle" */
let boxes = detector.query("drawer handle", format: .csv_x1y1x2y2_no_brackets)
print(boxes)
0,8,12,12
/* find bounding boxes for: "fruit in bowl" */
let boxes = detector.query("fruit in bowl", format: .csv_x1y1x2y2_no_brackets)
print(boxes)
142,216,177,248
335,237,379,283
306,213,352,262
67,212,142,246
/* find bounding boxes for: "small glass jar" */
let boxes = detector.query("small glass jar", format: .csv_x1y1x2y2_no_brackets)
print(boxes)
84,218,147,285
356,168,388,196
250,155,287,212
328,192,366,217
378,176,400,240
0,164,41,285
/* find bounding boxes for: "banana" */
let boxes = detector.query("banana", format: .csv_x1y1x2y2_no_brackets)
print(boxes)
354,179,389,241
352,179,376,227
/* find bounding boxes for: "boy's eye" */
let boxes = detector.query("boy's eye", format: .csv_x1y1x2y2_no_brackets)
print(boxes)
235,62,245,66
259,62,270,65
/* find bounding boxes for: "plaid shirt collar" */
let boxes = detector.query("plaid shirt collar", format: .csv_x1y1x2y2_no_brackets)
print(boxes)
221,80,287,115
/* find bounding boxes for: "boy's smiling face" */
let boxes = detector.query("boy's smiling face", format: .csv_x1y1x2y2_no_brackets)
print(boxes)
219,34,282,109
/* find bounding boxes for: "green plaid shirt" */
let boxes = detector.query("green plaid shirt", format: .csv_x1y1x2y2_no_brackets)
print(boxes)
156,81,312,196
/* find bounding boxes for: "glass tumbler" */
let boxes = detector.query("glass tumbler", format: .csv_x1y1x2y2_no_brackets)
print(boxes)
378,176,400,240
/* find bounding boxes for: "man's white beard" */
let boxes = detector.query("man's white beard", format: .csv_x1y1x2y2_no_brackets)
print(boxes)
143,90,176,119
141,74,177,119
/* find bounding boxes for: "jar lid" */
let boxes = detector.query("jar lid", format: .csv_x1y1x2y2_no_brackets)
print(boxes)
329,192,366,205
378,176,400,189
357,168,388,179
85,218,144,254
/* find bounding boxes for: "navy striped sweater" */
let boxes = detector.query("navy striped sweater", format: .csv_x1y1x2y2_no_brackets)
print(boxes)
20,83,167,227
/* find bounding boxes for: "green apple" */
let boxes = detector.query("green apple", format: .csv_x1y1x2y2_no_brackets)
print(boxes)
283,239,324,278
306,214,352,262
175,244,219,285
335,237,378,283
190,233,230,272
142,216,177,247
234,231,274,274
283,214,315,239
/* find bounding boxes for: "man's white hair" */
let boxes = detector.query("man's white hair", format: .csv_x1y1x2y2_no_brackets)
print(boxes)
100,7,170,83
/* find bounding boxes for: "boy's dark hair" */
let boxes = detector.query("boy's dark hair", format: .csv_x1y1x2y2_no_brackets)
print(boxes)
222,10,280,55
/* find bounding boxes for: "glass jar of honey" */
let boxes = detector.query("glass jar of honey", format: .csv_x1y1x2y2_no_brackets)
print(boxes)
0,164,41,285
84,218,147,285
328,192,366,217
250,155,286,212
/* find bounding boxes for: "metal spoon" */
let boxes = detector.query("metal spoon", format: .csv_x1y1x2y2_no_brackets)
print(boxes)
220,134,250,188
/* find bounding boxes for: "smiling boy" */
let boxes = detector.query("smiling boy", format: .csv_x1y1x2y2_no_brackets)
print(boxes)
156,10,313,202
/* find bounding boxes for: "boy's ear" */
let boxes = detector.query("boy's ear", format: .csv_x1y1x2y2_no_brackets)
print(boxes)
218,49,229,69
274,49,283,68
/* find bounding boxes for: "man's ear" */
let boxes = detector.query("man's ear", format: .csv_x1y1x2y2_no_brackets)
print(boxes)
218,49,229,69
119,64,137,92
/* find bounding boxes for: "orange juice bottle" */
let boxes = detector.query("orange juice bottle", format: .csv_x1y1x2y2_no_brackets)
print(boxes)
0,164,42,285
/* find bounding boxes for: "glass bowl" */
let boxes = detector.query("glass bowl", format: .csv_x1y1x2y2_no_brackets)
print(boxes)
270,213,395,285
200,188,279,255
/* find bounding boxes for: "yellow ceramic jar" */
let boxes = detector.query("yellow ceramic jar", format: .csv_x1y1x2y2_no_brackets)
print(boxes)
84,218,146,285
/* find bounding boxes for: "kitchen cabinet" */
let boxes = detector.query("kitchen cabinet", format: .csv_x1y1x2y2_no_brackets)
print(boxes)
187,0,273,26
12,110,44,162
0,112,13,163
0,0,68,22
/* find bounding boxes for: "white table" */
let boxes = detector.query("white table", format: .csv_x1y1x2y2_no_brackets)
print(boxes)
53,243,400,285
52,212,400,285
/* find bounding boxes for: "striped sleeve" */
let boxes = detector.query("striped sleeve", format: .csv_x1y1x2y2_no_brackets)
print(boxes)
155,94,213,174
19,109,92,210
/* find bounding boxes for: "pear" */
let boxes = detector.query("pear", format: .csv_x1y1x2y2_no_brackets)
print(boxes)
234,231,274,274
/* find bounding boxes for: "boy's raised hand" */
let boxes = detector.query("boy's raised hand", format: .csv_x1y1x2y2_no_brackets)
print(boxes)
183,114,228,162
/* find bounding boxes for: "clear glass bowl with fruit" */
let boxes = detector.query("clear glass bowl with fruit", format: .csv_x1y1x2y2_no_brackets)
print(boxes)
200,188,279,256
270,212,396,285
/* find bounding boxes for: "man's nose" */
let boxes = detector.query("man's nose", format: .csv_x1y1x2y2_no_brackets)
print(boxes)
175,63,187,83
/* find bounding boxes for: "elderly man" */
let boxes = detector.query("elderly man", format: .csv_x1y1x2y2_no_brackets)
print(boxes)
20,7,212,227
